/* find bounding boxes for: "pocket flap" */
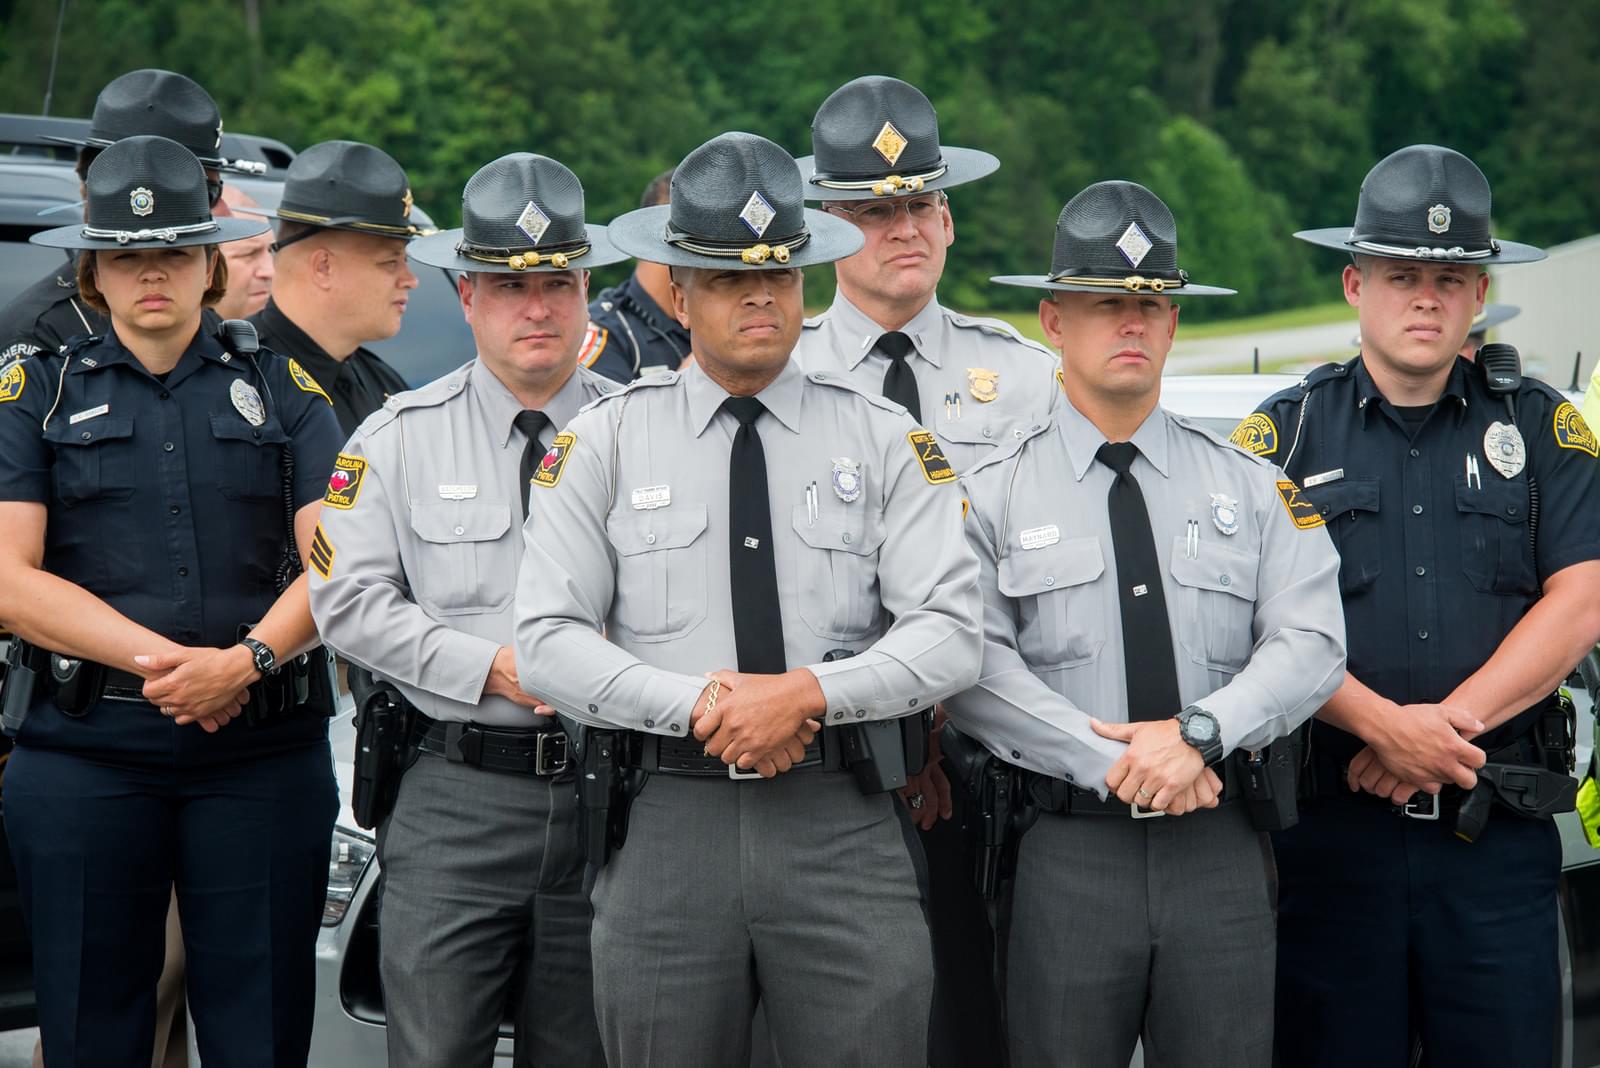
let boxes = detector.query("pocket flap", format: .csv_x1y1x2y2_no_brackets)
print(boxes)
1170,538,1259,601
607,504,708,556
1454,475,1527,524
998,536,1104,597
410,501,512,544
790,506,886,556
209,411,288,445
45,415,134,447
1304,476,1379,519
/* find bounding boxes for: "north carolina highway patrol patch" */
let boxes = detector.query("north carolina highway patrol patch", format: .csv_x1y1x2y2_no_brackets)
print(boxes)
909,430,956,484
532,432,576,489
323,453,367,510
0,362,23,403
308,524,335,579
289,359,332,405
1275,479,1325,529
1230,413,1278,457
1553,402,1598,457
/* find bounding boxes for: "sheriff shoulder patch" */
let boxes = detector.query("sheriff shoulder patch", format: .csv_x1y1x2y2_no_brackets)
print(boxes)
0,361,25,403
909,430,955,484
324,453,367,509
1553,402,1598,457
308,523,335,579
289,359,332,405
1230,412,1278,456
578,322,609,368
532,432,576,489
1275,479,1325,529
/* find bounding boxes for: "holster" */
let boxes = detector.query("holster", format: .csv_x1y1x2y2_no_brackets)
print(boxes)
1,638,44,735
1454,695,1579,843
351,679,417,831
946,726,1040,905
1233,724,1307,832
839,711,932,794
567,721,643,870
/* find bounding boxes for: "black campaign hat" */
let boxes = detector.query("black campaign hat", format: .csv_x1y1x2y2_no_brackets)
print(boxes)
1296,145,1544,265
410,153,628,273
43,68,262,175
797,75,998,201
607,132,862,270
993,180,1235,296
243,141,433,243
30,136,267,251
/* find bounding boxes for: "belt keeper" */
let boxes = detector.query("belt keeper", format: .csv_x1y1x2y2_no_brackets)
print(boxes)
446,722,483,766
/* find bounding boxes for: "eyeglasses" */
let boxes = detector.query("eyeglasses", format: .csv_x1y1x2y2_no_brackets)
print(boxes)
826,193,945,229
206,176,224,208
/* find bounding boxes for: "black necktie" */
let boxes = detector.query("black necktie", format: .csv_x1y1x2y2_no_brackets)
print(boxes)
1097,442,1181,722
514,410,550,520
723,396,787,674
876,331,921,423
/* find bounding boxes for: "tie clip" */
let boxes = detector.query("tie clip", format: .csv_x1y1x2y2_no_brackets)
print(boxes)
1133,584,1149,597
744,537,760,549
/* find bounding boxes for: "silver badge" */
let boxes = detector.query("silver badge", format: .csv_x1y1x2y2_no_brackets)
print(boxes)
739,191,775,238
1426,203,1452,235
831,457,862,503
516,200,551,246
1209,493,1240,536
1115,222,1152,268
130,187,155,217
229,378,265,427
1483,421,1526,479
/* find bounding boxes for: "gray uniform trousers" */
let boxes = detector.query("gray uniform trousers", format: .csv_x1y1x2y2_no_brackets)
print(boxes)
1006,802,1276,1068
590,769,934,1068
376,750,604,1067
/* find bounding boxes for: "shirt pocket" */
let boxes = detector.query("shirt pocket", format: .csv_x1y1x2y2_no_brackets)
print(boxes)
1304,477,1382,595
409,501,514,616
44,416,137,504
996,536,1105,670
1454,475,1536,595
789,506,887,641
1170,538,1260,673
209,412,289,502
605,504,709,642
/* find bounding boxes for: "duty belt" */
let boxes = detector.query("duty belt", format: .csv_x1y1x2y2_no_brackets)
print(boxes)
632,729,844,779
1023,765,1235,819
414,716,572,777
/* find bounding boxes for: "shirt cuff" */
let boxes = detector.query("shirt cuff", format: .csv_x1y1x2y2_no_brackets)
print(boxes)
423,629,503,706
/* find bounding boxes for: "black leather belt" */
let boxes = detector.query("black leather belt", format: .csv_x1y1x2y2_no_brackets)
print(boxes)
634,729,843,778
1026,767,1235,818
415,717,571,777
101,668,149,702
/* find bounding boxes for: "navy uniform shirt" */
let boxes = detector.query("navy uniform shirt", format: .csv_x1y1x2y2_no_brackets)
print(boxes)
587,273,690,381
250,298,410,435
0,262,223,363
1243,355,1600,767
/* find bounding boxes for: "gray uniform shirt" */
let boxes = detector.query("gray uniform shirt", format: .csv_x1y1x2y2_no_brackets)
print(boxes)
795,293,1061,473
513,357,983,737
946,396,1347,794
308,359,617,727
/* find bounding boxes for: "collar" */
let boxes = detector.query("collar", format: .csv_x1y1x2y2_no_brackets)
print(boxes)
257,298,353,386
474,361,591,449
1056,397,1170,481
830,291,945,371
685,357,806,437
70,328,229,383
1352,354,1470,427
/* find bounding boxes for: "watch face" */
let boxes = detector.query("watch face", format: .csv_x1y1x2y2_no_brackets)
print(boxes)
1186,713,1217,742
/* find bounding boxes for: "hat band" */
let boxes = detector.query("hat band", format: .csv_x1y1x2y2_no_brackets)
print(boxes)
456,240,591,271
665,227,811,265
81,220,219,245
1048,269,1189,293
1349,237,1498,261
812,164,948,197
275,207,423,238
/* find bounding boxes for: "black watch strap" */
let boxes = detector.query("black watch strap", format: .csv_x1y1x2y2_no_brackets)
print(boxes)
241,636,278,676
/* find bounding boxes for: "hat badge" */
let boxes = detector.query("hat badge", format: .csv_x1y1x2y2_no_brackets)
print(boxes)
401,188,414,220
739,191,775,238
1116,222,1152,268
871,121,908,168
129,187,155,218
516,200,552,246
1426,203,1451,235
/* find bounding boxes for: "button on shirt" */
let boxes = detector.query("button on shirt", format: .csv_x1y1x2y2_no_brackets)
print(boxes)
251,298,410,435
946,397,1346,793
513,358,983,736
309,360,616,727
795,293,1061,473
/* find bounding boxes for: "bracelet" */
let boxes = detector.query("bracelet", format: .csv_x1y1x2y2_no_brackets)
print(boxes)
700,679,721,757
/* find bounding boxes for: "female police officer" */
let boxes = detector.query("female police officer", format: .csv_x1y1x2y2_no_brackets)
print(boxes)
0,136,344,1066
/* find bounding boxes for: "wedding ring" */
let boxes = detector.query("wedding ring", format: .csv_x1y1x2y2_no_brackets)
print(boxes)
1137,787,1153,801
908,793,926,810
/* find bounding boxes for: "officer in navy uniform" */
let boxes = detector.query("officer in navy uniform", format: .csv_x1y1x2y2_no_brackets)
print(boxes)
1237,144,1600,1068
0,68,257,364
587,168,691,381
0,136,344,1066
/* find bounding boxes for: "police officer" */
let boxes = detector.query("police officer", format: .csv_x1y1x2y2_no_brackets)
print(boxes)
247,140,429,433
0,68,257,364
946,180,1347,1068
0,136,343,1066
515,132,983,1068
587,167,691,380
1240,145,1600,1068
309,152,621,1067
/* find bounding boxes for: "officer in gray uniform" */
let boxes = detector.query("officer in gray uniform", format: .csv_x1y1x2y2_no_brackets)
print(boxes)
514,132,983,1068
308,153,623,1067
946,181,1347,1068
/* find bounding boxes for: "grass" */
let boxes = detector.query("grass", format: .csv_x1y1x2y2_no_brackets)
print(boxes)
981,300,1355,345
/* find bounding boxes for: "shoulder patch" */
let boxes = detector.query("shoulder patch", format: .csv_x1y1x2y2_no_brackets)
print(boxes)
288,359,332,404
1553,402,1598,457
578,322,609,368
1275,479,1325,529
909,429,956,484
2,340,42,362
323,453,368,510
308,523,335,579
1230,412,1278,456
0,361,24,403
532,431,577,488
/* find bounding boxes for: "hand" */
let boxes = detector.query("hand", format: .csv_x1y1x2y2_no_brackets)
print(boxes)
1093,717,1207,811
483,646,555,716
136,647,255,731
1162,767,1224,816
1346,746,1439,804
899,717,953,830
692,669,822,778
1366,702,1485,790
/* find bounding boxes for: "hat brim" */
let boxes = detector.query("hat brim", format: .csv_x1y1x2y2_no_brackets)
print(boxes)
798,145,999,201
29,215,269,251
408,223,630,273
39,133,253,175
233,205,433,242
1293,227,1547,265
990,274,1237,297
606,205,864,269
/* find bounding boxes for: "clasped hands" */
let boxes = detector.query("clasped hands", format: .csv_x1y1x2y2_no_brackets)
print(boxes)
690,669,825,779
135,646,258,733
1344,701,1486,805
1091,717,1222,816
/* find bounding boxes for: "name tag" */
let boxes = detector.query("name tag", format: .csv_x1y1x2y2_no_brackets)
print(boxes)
438,484,478,500
69,404,109,425
631,484,671,510
1019,524,1060,550
1303,468,1344,488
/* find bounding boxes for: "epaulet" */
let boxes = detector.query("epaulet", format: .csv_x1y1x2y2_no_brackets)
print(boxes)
58,334,102,362
962,413,1054,480
578,369,678,413
1174,411,1273,467
576,364,623,398
1521,376,1571,405
801,309,830,330
947,311,1055,359
359,363,470,435
804,369,904,414
577,321,609,368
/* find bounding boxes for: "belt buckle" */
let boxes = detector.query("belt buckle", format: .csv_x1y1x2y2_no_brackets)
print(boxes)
535,732,570,776
1401,792,1440,821
1131,803,1166,820
728,763,764,780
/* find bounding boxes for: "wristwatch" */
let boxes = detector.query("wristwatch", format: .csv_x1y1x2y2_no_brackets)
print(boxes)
1176,705,1224,764
240,636,279,677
